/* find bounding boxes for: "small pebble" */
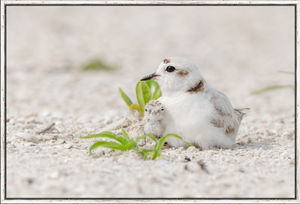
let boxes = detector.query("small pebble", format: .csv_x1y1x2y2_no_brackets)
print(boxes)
16,118,25,123
103,118,112,125
42,111,50,117
27,117,42,124
187,146,199,153
15,133,39,144
8,119,15,125
55,121,62,126
23,124,35,129
64,144,72,149
49,171,59,179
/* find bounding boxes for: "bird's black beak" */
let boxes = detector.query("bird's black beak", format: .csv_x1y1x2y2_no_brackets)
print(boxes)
140,72,159,81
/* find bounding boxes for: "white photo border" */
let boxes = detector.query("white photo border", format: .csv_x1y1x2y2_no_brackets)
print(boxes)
0,1,299,203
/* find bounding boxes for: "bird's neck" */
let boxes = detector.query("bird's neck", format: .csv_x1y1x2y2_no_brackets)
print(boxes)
160,78,207,97
160,89,186,98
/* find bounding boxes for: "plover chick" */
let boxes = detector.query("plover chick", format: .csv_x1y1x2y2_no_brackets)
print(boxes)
140,57,248,149
140,100,165,145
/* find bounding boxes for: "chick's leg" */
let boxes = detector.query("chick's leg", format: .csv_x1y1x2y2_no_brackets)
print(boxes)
138,124,146,147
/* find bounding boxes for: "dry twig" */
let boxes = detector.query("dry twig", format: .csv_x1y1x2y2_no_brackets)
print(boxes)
38,123,55,134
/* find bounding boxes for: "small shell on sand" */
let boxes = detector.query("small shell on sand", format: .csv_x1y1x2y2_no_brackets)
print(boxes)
64,144,73,149
15,133,39,144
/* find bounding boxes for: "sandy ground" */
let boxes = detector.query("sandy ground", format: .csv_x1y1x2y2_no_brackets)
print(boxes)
5,6,295,198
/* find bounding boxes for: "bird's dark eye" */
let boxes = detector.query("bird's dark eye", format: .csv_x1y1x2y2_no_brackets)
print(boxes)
161,108,164,111
145,109,148,112
166,66,176,72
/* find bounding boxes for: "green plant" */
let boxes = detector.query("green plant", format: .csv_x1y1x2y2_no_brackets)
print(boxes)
83,59,116,71
80,127,193,160
251,70,294,95
251,85,294,95
119,80,162,115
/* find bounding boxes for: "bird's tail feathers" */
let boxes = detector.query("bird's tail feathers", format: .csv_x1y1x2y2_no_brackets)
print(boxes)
234,108,250,119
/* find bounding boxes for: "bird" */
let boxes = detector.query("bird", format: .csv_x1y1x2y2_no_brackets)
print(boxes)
140,57,248,149
140,100,165,144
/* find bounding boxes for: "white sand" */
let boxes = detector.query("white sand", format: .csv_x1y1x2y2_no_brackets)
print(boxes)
5,6,295,198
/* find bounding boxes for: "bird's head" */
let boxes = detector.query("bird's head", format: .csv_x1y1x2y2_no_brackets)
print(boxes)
144,100,165,120
140,57,205,96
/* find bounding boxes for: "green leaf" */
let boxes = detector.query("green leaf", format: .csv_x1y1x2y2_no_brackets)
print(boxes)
136,149,156,160
278,70,294,75
80,131,128,145
251,85,294,95
129,104,144,117
151,150,165,160
136,149,154,155
119,140,136,150
155,134,194,151
89,141,121,154
152,150,159,160
153,88,162,100
121,127,130,141
136,81,152,111
144,80,162,99
135,134,157,144
119,88,133,107
89,140,136,154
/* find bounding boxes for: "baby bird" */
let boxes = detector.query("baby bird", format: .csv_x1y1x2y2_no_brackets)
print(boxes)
140,100,165,142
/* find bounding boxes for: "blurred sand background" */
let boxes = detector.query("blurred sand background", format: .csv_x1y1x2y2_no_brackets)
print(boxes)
5,6,295,198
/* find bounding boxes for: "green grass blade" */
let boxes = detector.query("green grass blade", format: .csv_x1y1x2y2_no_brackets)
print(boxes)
251,85,294,95
89,140,136,154
118,140,136,151
136,149,155,155
119,88,133,107
136,148,164,160
80,131,117,139
135,147,155,160
155,134,194,150
144,80,162,99
121,127,130,141
80,131,128,145
152,150,159,160
135,134,157,144
140,149,153,160
278,70,294,74
144,134,157,143
89,141,123,154
136,81,152,111
135,135,145,143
